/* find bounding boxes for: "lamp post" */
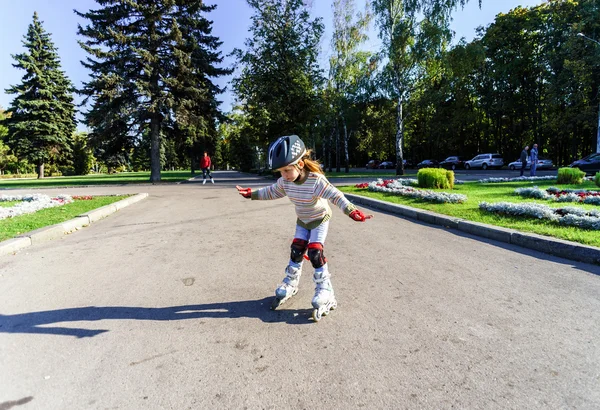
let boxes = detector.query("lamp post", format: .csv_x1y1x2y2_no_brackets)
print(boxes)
578,32,600,153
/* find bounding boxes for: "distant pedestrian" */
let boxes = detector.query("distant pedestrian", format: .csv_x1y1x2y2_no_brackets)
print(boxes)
520,145,529,177
200,151,214,184
529,144,539,176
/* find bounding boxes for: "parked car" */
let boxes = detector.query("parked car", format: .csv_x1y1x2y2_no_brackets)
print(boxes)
508,157,554,170
402,159,414,168
439,156,464,170
365,159,381,169
570,153,600,175
464,153,504,170
378,161,396,169
416,159,439,169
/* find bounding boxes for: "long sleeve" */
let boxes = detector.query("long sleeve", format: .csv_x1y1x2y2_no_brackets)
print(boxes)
251,177,287,200
314,177,356,215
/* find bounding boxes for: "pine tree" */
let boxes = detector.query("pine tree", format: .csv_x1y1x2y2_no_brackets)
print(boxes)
77,1,231,182
4,12,76,178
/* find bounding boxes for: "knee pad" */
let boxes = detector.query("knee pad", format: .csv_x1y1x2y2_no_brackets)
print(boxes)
290,238,308,263
307,242,327,269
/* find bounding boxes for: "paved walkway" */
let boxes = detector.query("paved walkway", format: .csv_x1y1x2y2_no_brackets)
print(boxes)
1,171,599,409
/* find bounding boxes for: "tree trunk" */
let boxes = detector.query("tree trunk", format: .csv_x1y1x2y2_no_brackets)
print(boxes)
335,125,341,173
327,126,334,172
37,161,45,179
150,114,161,183
343,119,349,173
190,147,196,175
395,96,405,176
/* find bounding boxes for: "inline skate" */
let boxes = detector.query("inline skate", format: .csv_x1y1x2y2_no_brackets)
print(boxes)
311,267,337,321
270,263,302,310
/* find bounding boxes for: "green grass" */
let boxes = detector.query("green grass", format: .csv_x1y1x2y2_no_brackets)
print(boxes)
0,171,194,188
340,180,600,248
0,201,20,208
0,196,127,242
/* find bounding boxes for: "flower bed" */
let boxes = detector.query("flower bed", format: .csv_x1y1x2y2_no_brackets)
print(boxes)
0,194,74,220
515,186,600,205
478,175,556,183
479,201,600,230
355,178,467,203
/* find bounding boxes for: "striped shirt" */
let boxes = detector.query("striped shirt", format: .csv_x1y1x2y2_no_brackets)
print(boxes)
251,171,357,229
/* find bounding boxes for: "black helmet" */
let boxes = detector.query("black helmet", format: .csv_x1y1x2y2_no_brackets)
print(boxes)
268,135,307,169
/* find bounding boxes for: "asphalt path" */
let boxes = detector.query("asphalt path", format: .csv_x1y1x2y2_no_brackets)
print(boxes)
1,171,599,409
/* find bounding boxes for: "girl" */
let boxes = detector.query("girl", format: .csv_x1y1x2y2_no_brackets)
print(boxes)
236,135,372,321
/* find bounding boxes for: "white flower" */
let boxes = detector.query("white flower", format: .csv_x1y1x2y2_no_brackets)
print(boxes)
368,179,467,203
0,194,74,220
479,201,600,230
479,176,556,183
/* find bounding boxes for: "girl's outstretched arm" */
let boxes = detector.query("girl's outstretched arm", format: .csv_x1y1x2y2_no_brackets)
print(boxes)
236,178,287,200
315,177,373,221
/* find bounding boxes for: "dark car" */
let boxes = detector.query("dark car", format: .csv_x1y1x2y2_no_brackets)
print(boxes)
402,159,414,168
570,153,600,175
439,156,464,170
378,161,396,169
365,159,381,169
416,159,439,169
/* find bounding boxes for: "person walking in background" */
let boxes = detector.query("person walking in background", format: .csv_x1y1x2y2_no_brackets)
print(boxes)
200,151,214,184
529,144,539,176
520,145,529,177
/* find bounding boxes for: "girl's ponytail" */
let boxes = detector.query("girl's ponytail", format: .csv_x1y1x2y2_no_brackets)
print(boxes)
301,150,323,174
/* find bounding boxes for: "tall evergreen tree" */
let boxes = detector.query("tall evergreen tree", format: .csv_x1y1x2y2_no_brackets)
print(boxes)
4,12,76,178
76,0,231,182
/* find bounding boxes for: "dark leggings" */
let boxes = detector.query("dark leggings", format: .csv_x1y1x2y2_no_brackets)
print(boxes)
202,167,212,179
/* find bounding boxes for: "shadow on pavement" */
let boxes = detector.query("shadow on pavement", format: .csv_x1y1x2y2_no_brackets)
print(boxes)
0,297,314,338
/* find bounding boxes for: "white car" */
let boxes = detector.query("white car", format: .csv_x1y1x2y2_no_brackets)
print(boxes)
464,153,504,170
508,158,554,170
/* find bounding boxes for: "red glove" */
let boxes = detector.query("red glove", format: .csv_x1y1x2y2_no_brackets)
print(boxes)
349,209,373,222
236,185,252,199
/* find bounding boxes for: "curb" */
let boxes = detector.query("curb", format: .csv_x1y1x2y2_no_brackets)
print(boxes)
345,193,600,266
0,193,149,257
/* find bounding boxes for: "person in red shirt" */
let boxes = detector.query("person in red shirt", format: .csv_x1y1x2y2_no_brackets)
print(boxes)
200,151,214,184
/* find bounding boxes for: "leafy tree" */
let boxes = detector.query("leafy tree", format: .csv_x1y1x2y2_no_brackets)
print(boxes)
77,1,230,182
220,109,259,172
372,0,473,175
0,140,18,175
232,0,324,152
0,107,9,141
71,132,94,175
4,12,76,178
328,0,374,172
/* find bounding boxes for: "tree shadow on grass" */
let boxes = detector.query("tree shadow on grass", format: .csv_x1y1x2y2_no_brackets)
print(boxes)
0,297,314,338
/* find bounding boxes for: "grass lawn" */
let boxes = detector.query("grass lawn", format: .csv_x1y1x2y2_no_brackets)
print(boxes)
0,196,127,242
340,179,600,248
0,171,194,188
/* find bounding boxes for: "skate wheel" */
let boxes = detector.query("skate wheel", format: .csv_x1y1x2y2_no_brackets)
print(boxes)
312,309,322,322
270,297,282,310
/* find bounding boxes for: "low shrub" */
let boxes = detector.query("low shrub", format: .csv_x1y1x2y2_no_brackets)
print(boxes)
595,172,600,187
557,167,586,184
417,168,454,189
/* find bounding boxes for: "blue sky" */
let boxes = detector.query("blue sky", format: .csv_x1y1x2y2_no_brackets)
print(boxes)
0,0,544,121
